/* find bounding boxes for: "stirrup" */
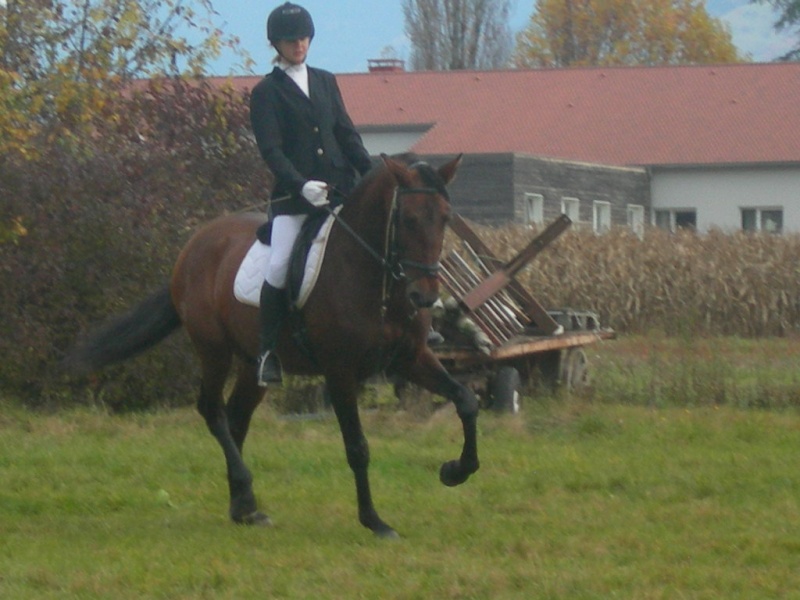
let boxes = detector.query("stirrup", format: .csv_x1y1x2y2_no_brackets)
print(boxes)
257,351,283,387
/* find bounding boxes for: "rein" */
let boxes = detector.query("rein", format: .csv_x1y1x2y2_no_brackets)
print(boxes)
322,199,400,279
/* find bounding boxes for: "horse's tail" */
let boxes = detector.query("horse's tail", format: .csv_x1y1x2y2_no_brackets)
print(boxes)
64,284,182,376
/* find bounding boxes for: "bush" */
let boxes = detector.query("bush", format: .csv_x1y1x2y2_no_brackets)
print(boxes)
0,78,271,410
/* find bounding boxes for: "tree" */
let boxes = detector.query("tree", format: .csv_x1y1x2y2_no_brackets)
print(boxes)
1,0,231,82
402,0,513,70
755,0,800,60
0,0,238,156
514,0,742,68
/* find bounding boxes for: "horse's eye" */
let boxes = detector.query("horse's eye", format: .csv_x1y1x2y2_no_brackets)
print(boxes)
402,215,418,230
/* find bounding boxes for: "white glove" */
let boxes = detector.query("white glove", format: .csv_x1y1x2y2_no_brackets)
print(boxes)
301,180,329,207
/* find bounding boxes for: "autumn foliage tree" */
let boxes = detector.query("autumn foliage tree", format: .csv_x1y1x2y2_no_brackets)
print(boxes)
514,0,742,68
0,0,239,157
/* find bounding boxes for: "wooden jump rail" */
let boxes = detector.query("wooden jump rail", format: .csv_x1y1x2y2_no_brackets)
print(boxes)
440,214,572,347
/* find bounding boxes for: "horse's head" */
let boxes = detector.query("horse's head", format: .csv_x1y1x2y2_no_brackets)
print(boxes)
381,153,462,310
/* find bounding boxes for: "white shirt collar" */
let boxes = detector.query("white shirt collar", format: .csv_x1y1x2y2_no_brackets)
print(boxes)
278,60,309,97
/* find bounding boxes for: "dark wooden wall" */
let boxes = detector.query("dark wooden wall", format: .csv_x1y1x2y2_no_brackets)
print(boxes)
424,153,650,227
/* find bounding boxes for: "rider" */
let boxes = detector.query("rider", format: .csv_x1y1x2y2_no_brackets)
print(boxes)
250,2,373,386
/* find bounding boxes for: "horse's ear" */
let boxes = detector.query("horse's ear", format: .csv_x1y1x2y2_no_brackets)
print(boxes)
438,154,463,185
381,153,414,187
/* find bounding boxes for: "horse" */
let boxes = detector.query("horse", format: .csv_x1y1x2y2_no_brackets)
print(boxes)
66,153,479,538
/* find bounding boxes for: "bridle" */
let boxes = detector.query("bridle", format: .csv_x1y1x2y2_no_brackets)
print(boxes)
384,185,445,281
325,167,448,314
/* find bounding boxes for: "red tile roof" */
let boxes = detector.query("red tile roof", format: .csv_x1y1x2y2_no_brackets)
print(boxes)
222,62,800,167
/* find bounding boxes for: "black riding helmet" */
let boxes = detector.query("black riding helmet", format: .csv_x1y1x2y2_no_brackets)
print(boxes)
267,2,315,42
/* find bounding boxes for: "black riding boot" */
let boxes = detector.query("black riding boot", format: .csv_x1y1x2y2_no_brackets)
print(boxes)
257,282,287,387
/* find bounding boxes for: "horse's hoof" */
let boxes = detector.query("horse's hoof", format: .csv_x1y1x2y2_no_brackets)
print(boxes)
233,511,273,527
374,527,400,540
363,515,399,539
439,460,470,487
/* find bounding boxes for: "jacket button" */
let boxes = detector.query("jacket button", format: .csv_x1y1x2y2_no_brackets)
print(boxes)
313,126,319,133
317,148,324,156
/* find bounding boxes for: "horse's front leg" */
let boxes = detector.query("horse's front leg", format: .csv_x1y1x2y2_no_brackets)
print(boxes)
326,376,398,539
406,349,480,487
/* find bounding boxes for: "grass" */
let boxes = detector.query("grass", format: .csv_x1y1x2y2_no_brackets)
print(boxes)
587,333,800,409
2,336,800,598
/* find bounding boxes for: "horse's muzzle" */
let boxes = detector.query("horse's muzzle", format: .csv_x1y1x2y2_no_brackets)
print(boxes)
397,258,442,309
407,277,440,309
408,290,438,309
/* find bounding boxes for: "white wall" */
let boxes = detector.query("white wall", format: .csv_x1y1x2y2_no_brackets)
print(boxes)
359,130,426,156
650,166,800,233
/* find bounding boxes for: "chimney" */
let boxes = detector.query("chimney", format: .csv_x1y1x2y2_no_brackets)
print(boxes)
367,58,405,73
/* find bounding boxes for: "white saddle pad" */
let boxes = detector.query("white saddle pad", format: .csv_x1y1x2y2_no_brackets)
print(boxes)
234,209,339,309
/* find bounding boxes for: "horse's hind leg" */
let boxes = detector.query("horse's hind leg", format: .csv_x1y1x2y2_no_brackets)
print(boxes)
225,362,265,453
327,377,398,539
196,347,270,526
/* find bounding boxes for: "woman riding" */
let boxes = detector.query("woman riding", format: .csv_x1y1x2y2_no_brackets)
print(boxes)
249,2,374,386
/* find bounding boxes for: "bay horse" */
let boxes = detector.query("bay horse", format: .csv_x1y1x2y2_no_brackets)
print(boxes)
67,154,479,538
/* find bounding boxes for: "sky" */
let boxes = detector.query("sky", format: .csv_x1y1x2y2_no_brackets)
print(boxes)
203,0,795,76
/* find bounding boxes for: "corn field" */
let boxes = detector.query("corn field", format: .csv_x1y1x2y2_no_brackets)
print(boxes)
444,223,800,337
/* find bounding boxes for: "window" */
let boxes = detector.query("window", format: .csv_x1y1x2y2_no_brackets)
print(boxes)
675,211,696,230
763,210,782,233
523,193,544,225
561,197,580,223
593,201,611,233
655,210,671,230
654,209,696,232
627,204,645,239
741,207,783,234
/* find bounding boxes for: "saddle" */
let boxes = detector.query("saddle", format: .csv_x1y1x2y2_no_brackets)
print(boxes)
286,211,329,306
234,209,339,309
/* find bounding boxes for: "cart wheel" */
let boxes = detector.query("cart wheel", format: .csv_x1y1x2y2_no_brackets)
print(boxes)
561,347,590,390
490,366,522,414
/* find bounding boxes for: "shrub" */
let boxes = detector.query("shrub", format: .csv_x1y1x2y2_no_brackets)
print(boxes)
0,78,270,410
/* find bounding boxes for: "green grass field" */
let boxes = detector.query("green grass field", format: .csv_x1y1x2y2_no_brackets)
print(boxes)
2,336,800,598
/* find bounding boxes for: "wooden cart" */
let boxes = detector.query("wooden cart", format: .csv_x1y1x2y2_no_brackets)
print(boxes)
429,213,615,413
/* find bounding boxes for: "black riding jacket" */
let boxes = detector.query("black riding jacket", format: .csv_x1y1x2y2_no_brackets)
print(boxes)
249,65,373,216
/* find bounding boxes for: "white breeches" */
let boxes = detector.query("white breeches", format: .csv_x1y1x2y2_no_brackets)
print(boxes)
265,214,308,288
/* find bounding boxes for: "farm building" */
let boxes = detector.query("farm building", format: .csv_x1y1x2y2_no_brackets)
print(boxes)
222,61,800,233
